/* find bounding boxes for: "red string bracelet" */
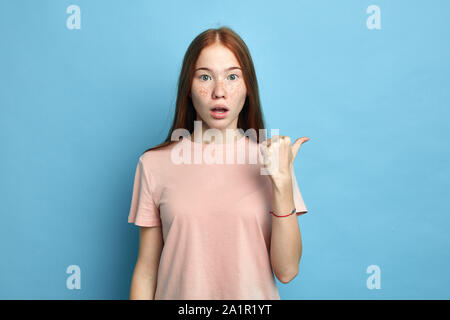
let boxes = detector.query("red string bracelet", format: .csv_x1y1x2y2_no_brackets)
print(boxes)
270,208,296,217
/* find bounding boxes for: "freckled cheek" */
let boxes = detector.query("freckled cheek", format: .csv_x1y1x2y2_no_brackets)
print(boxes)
199,87,208,97
226,83,246,99
229,81,246,94
194,82,245,99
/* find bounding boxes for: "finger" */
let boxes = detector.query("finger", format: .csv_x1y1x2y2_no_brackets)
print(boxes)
292,137,310,159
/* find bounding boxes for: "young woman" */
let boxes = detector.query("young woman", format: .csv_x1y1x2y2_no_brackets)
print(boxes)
128,26,310,300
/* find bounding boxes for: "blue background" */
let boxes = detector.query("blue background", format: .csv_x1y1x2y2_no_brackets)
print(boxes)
1,0,449,299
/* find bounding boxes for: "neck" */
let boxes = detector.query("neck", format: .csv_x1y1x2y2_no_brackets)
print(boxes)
191,128,243,144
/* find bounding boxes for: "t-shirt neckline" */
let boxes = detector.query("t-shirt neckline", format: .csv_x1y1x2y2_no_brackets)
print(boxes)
183,133,249,147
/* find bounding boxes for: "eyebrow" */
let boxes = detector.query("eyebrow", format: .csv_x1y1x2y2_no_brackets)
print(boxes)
194,67,242,72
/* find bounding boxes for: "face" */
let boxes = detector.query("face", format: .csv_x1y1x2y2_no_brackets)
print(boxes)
189,43,247,136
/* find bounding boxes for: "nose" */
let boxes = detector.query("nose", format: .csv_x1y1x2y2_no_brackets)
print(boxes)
213,80,226,98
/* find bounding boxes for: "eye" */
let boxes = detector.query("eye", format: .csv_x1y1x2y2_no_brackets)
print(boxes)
200,74,211,81
228,74,239,80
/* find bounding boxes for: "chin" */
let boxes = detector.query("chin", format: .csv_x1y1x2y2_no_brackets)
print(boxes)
206,121,230,130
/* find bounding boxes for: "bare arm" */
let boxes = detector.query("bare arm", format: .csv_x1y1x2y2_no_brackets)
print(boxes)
129,226,164,300
270,178,301,284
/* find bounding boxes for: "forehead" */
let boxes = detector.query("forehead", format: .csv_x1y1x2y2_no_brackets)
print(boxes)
194,44,241,70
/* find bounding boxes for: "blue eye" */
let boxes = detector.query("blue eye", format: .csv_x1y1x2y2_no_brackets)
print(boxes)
199,74,239,81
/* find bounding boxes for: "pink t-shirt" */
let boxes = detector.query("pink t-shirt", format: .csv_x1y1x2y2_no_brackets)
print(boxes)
127,135,308,300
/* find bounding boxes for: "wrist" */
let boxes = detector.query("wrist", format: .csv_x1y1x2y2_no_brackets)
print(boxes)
271,175,292,193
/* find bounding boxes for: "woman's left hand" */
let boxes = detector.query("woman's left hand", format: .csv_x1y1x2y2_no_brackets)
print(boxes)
260,135,310,185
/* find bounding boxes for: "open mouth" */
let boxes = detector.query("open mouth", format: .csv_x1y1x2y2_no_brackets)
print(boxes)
210,106,229,119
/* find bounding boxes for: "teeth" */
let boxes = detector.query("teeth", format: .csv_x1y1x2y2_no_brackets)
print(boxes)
213,108,227,113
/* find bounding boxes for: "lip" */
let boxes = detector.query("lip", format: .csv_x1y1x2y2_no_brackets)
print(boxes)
209,104,229,119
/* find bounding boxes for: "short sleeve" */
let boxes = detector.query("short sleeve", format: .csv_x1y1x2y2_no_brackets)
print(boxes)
291,167,308,216
127,156,162,227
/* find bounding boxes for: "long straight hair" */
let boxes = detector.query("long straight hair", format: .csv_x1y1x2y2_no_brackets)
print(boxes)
141,26,266,155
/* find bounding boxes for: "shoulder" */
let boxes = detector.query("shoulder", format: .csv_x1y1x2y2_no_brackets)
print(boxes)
139,140,183,168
